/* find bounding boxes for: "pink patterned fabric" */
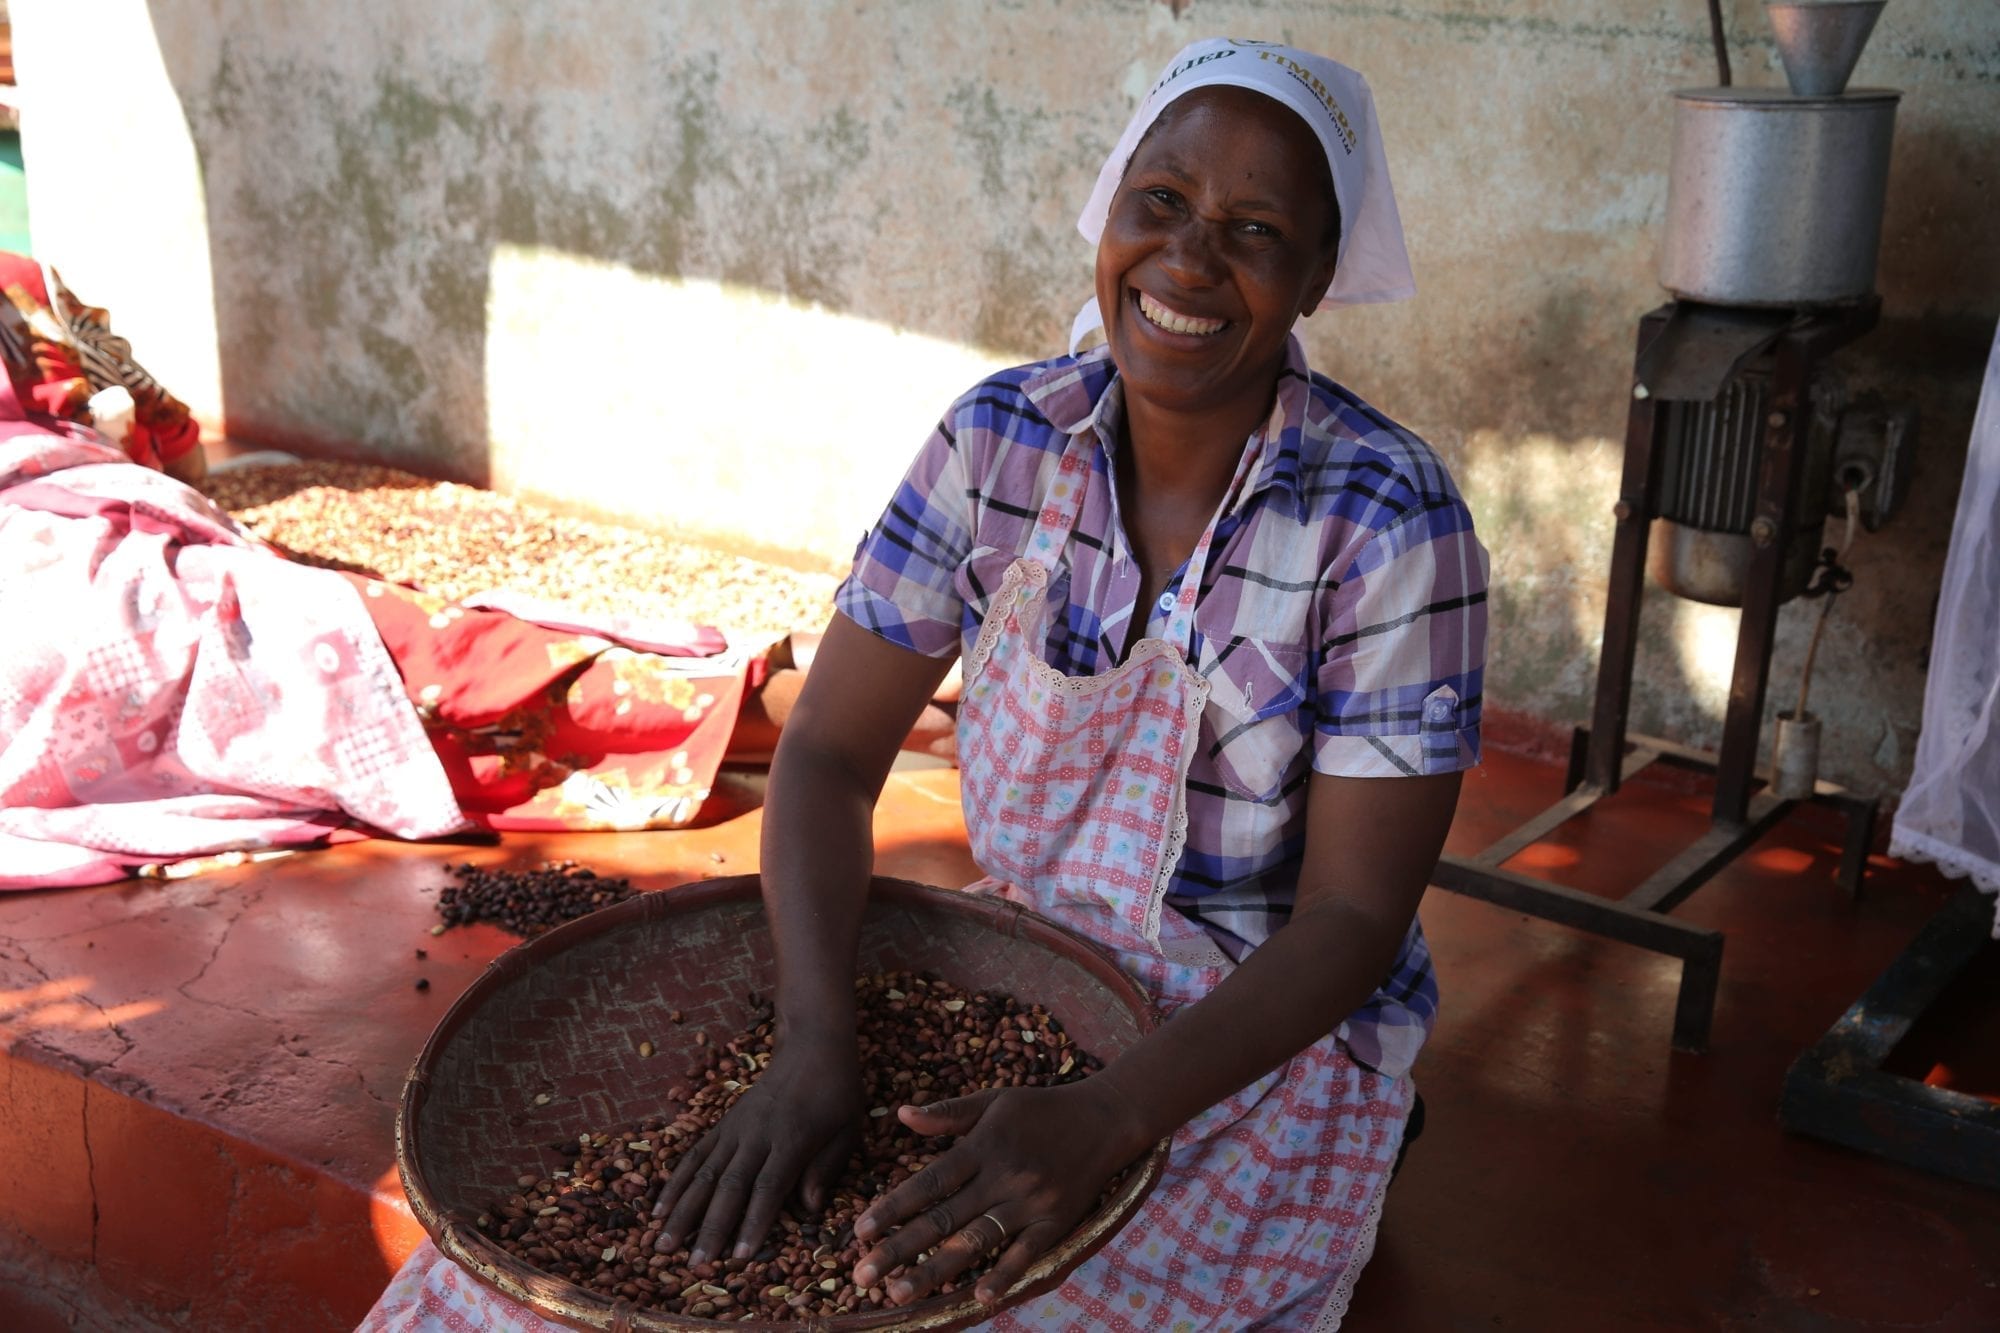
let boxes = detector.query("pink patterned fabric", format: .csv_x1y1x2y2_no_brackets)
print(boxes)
361,1242,566,1333
959,560,1211,970
993,1059,1405,1331
0,424,466,885
954,421,1406,1330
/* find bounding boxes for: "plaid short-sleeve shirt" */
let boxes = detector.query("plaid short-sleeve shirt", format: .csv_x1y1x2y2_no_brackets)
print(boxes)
837,337,1488,1074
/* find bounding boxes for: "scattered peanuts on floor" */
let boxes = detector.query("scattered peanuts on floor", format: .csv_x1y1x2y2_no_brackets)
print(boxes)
434,860,636,937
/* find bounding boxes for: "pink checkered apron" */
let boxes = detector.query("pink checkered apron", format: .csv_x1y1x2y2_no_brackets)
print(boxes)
954,426,1410,1332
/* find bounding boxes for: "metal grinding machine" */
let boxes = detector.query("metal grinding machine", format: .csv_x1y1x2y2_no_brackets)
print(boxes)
1432,1,1915,1051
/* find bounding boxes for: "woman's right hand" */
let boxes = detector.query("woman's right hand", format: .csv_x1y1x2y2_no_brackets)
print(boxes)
656,613,953,1263
651,1035,864,1265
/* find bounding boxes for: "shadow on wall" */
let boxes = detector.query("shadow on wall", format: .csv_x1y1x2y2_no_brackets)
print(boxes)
1451,420,1715,762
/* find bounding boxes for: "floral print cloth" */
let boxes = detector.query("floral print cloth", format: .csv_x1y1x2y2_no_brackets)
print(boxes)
0,398,751,883
0,421,465,885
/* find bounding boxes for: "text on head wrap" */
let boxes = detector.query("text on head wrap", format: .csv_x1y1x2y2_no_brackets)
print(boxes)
1150,46,1239,98
1255,50,1357,154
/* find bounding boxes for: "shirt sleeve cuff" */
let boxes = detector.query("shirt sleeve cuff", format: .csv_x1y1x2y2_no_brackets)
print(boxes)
1313,728,1480,778
832,575,963,659
1313,684,1482,777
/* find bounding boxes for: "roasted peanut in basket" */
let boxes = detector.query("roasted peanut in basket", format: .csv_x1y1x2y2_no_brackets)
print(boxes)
475,971,1111,1322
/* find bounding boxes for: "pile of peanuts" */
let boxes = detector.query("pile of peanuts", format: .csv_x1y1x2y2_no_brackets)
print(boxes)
433,861,636,938
474,972,1108,1322
203,459,837,639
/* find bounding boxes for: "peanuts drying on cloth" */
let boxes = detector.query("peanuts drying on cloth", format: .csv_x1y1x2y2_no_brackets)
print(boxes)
204,459,837,640
474,972,1117,1321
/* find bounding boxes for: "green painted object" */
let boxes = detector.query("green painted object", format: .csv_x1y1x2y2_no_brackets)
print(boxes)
0,130,31,255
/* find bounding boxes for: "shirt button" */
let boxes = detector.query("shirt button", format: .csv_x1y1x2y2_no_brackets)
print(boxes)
1157,591,1176,612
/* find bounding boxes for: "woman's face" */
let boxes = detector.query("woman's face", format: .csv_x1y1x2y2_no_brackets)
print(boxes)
1094,86,1339,427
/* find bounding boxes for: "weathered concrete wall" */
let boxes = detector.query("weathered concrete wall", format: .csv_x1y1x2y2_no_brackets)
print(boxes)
14,0,2000,796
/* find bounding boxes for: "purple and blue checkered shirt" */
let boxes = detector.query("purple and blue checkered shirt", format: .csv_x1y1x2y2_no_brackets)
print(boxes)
836,336,1488,1076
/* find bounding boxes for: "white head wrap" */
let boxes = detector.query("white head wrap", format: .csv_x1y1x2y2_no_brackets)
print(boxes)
1070,38,1416,353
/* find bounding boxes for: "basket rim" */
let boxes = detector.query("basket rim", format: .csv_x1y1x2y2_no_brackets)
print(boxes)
396,874,1170,1332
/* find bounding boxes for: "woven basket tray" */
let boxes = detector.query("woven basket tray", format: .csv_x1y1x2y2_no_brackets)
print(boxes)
397,875,1168,1331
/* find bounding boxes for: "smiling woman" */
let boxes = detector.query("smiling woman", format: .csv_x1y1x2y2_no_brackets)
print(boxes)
363,37,1486,1333
1098,87,1339,458
1090,86,1345,614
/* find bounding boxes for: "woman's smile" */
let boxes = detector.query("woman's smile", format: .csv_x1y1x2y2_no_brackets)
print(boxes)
1134,289,1229,338
1094,84,1339,431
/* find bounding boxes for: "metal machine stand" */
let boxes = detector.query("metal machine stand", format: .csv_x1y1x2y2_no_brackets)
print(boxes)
1431,299,1882,1053
1778,884,2000,1189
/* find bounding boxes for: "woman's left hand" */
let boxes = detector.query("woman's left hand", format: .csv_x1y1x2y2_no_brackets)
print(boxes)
852,1079,1150,1308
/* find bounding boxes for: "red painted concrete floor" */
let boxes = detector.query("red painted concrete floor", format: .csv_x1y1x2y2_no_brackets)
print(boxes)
2,750,1997,1331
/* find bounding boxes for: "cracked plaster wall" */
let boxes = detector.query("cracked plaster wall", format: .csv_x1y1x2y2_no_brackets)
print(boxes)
13,0,2000,795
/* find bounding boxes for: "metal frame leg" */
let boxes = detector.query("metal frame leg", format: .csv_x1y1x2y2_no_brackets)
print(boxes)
1584,308,1672,797
1713,333,1814,823
1838,798,1876,897
1673,931,1727,1053
1780,885,2000,1187
1564,726,1590,795
1808,788,1878,898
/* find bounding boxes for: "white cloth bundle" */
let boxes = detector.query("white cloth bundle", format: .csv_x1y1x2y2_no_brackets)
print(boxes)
1890,320,2000,936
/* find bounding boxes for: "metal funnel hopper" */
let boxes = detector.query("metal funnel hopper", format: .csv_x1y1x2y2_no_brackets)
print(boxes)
1767,1,1887,96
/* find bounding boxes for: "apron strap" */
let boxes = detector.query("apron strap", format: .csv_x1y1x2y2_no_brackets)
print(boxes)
1021,428,1095,574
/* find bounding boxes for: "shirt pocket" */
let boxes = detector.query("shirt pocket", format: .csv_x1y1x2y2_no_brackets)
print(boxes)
1199,638,1311,805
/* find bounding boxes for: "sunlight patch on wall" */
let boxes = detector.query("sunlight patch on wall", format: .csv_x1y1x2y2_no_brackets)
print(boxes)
1672,600,1746,718
12,0,222,425
484,244,1010,570
1457,429,1622,713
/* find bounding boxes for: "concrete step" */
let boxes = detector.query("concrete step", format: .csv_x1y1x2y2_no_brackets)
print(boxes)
0,768,977,1329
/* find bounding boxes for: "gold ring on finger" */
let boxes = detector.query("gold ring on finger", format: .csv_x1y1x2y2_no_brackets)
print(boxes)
977,1211,1009,1250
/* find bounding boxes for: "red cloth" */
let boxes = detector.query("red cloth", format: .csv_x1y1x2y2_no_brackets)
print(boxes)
0,253,204,470
342,573,747,831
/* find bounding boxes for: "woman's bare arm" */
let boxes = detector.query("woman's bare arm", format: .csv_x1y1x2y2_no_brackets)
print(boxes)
652,612,953,1264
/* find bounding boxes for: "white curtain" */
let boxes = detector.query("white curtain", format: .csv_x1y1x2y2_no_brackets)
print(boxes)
1890,320,2000,936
